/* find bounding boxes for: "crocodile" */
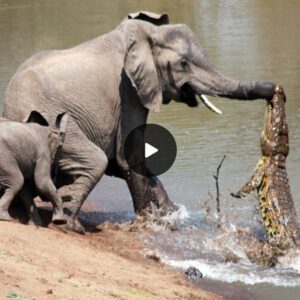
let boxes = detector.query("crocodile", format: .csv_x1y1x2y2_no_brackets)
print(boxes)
231,86,300,253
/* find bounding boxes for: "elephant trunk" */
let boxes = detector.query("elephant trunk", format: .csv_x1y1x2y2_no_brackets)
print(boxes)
214,74,276,100
190,71,276,102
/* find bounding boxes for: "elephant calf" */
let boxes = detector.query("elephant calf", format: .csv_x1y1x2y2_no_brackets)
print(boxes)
0,111,68,224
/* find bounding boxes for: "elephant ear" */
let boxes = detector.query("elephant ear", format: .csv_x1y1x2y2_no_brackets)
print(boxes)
24,110,49,126
55,112,69,147
55,112,68,133
128,11,169,26
124,24,162,112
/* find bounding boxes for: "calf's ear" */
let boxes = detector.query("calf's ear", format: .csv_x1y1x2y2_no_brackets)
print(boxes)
24,110,49,126
55,112,68,135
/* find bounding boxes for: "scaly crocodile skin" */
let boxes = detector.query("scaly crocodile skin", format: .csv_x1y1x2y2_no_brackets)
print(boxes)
232,86,300,249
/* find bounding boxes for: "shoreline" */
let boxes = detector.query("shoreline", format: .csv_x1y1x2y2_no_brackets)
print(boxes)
0,220,222,300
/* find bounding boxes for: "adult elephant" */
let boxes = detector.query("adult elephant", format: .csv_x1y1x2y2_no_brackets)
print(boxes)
3,12,275,233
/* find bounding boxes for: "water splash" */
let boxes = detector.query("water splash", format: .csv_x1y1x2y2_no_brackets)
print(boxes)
164,258,300,286
144,206,300,287
149,204,189,232
80,202,300,287
278,248,300,273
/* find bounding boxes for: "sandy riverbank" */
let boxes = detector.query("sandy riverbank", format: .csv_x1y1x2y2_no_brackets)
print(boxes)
0,219,222,300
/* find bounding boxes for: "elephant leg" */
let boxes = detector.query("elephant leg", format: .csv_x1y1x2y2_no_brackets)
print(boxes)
122,170,178,215
0,189,16,221
34,172,66,225
147,176,178,214
18,183,43,226
115,148,177,215
56,123,108,234
113,84,178,216
122,170,151,213
33,155,67,225
0,172,24,221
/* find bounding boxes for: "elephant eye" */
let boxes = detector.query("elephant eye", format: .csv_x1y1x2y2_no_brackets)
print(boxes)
180,59,189,70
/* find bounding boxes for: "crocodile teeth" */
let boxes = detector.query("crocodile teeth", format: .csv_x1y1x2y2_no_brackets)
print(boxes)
197,94,222,115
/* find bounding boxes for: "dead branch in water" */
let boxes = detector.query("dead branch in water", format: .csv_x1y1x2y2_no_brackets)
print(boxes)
213,155,226,214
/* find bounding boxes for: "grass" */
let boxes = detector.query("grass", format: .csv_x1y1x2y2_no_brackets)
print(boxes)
6,291,23,300
126,288,152,298
54,272,63,283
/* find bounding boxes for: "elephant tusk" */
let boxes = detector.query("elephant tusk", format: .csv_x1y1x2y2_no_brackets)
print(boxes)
197,94,222,115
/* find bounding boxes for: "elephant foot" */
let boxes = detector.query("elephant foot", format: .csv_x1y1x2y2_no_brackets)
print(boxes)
148,201,179,220
133,205,182,231
159,201,179,216
30,212,44,227
136,200,180,221
52,208,67,225
147,177,179,216
64,217,85,234
0,210,13,222
52,213,67,225
28,218,44,227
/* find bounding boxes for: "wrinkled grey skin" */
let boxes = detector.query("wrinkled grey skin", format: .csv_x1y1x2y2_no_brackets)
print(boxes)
3,12,276,233
0,111,68,224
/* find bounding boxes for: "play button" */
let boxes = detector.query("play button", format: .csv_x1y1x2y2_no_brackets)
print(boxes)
124,124,177,176
145,143,158,158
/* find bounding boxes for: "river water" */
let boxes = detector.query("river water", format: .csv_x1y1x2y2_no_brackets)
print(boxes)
0,0,299,299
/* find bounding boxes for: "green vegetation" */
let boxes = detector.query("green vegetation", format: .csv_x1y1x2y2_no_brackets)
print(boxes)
6,291,23,300
126,288,152,298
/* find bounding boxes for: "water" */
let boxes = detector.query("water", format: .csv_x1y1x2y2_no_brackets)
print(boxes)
142,210,300,300
144,209,300,293
0,0,300,299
